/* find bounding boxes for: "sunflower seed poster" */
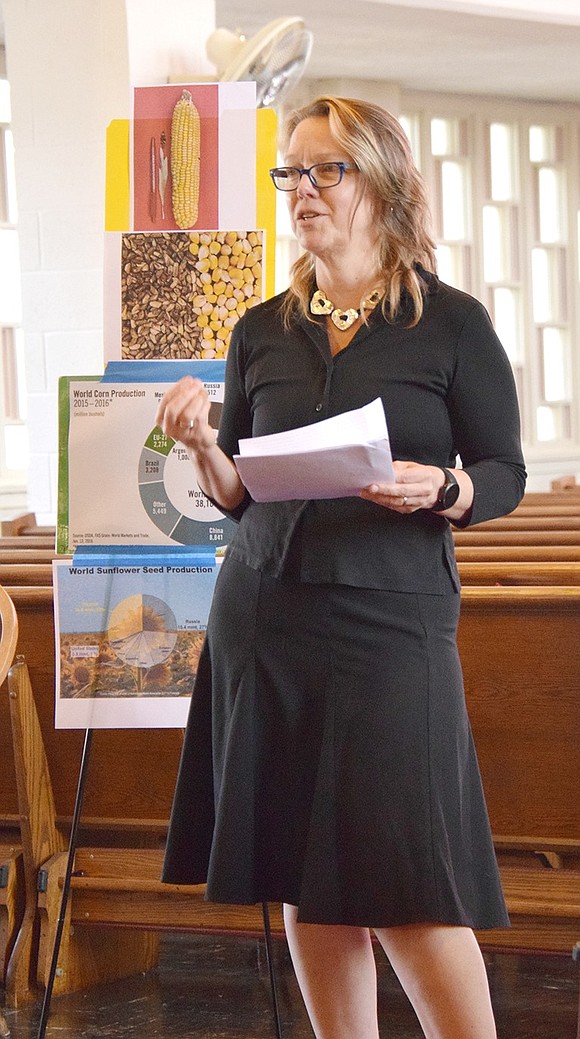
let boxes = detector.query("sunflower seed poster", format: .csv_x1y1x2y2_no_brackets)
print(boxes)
57,360,237,554
53,550,218,728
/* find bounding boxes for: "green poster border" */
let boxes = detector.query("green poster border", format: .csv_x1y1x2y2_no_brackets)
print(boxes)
56,375,100,555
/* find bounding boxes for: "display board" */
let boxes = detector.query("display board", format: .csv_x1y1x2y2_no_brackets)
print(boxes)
53,550,218,728
54,83,278,729
57,361,234,554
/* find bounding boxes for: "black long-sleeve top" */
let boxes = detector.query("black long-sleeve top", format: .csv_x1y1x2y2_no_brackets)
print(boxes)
215,275,526,594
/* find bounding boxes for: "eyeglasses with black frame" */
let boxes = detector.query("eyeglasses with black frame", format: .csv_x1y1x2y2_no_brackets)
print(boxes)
268,161,358,191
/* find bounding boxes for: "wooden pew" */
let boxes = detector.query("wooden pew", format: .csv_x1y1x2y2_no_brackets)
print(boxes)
6,654,281,1005
0,578,233,1003
455,546,580,562
0,565,54,586
27,584,580,970
0,583,18,684
0,536,56,550
522,490,580,505
4,574,580,1003
0,584,25,990
0,586,184,846
0,550,59,566
457,561,580,585
440,535,580,955
470,515,580,531
0,843,24,987
549,476,580,491
0,585,190,1005
459,586,580,953
511,505,580,517
453,529,580,547
0,513,55,538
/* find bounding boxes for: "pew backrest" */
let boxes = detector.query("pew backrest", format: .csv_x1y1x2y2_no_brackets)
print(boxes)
470,515,580,531
1,586,184,841
0,513,55,538
0,586,18,687
457,561,580,585
0,550,60,565
454,546,580,562
453,529,580,546
458,586,580,842
0,537,56,550
0,565,54,586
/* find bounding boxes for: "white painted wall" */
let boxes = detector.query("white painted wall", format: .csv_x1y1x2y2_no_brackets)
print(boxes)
366,0,580,25
2,0,215,523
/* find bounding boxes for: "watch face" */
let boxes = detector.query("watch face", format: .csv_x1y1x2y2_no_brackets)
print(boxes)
431,469,460,511
442,480,460,508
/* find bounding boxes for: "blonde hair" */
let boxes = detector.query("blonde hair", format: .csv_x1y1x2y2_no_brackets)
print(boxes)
280,95,437,328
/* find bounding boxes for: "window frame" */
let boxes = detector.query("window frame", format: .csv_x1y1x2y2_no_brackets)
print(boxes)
399,91,580,463
0,75,27,490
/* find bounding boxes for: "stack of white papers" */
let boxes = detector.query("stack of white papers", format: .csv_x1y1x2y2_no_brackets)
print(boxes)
234,398,394,502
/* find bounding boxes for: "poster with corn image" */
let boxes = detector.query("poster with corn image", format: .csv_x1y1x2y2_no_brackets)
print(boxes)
104,82,277,360
53,553,218,728
131,81,257,233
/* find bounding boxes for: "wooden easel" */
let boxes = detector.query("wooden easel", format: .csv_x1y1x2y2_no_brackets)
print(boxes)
0,584,19,1038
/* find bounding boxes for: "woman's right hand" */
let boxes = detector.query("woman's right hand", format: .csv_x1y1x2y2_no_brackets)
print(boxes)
155,375,217,454
154,375,246,513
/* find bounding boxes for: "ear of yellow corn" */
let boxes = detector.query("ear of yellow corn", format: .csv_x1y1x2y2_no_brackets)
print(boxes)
171,90,200,229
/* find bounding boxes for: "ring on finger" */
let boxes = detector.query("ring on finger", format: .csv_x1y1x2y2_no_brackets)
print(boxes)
401,495,408,505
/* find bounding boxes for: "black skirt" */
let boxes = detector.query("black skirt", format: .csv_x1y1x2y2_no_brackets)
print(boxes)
162,555,509,930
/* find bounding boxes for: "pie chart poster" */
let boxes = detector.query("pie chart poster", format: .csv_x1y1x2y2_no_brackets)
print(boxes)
53,556,218,729
60,375,237,551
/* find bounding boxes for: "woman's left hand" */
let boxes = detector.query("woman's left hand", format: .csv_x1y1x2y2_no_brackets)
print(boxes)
360,460,447,513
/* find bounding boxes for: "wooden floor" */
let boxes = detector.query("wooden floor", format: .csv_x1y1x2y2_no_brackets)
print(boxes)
1,933,578,1038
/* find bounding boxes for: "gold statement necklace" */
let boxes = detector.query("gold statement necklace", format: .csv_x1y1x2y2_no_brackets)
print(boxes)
310,287,383,331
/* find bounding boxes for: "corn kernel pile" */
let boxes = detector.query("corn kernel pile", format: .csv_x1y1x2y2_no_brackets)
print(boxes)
120,230,263,361
190,231,262,358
